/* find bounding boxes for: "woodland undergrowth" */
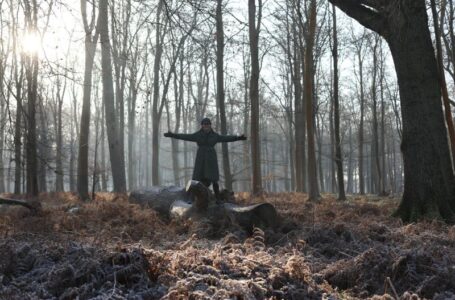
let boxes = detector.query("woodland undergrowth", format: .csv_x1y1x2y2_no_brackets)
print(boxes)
0,192,454,299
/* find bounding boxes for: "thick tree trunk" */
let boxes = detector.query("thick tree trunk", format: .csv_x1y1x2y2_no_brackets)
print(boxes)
389,19,455,221
331,0,455,221
99,0,126,193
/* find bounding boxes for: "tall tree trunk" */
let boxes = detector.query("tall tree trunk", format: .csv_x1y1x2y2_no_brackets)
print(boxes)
151,0,164,186
347,125,353,193
304,0,319,201
24,1,39,196
430,0,455,168
371,37,382,195
332,5,346,200
379,46,387,195
99,0,126,192
13,67,23,194
69,85,79,191
0,55,5,193
100,100,107,190
248,0,262,194
78,0,99,199
329,91,336,192
293,13,305,192
55,78,65,192
37,103,47,192
242,42,251,192
111,0,130,176
127,37,146,191
216,0,233,190
357,44,365,195
331,0,455,221
170,55,184,185
145,92,151,187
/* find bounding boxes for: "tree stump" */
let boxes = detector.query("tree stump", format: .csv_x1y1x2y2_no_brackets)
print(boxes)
129,180,280,232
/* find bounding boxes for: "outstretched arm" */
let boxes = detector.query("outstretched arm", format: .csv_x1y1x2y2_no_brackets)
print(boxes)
164,132,198,142
217,134,247,143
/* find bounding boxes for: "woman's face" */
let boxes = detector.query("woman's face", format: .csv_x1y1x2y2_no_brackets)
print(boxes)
201,122,211,132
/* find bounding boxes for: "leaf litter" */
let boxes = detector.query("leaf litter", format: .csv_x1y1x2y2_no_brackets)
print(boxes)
0,192,454,299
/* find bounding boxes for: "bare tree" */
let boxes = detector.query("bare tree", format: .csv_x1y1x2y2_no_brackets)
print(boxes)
304,0,319,201
23,0,39,196
331,5,345,200
99,0,127,192
78,0,99,199
216,0,233,190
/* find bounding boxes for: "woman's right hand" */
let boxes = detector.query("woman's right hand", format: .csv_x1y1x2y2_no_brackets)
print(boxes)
164,131,173,138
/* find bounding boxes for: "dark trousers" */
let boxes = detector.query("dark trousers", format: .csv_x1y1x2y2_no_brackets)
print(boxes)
201,180,220,199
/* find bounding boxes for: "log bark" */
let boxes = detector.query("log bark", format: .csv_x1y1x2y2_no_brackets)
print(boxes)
0,197,41,211
129,180,279,232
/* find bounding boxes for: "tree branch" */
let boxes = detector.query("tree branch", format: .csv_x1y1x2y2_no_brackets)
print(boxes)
329,0,387,36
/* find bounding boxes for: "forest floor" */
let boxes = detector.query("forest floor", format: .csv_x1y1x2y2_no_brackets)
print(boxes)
0,192,454,300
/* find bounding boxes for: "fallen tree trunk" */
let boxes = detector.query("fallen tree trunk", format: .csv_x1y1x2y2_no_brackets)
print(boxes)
0,197,41,211
129,181,280,233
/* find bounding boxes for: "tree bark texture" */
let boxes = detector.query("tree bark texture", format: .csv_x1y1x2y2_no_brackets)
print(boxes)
129,181,279,233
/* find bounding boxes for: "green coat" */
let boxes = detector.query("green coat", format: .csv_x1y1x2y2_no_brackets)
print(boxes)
170,130,241,182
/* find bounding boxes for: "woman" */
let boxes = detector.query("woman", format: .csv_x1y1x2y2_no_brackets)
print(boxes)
164,117,246,199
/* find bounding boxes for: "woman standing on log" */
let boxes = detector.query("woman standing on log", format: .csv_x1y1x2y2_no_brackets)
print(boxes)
164,117,246,200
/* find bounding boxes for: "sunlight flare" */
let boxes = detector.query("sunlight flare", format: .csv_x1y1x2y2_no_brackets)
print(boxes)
20,31,41,55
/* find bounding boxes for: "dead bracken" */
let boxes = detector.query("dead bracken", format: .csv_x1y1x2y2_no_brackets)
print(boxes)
0,192,454,299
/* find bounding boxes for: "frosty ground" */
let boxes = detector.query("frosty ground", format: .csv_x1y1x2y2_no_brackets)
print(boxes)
0,192,454,299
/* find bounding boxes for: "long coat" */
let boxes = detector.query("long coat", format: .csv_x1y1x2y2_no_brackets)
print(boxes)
170,130,241,182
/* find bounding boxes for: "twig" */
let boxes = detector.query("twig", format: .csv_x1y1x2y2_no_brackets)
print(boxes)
386,276,399,300
108,270,117,300
338,250,354,258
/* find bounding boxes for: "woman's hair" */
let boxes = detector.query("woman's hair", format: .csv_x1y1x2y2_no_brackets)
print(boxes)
200,117,211,125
